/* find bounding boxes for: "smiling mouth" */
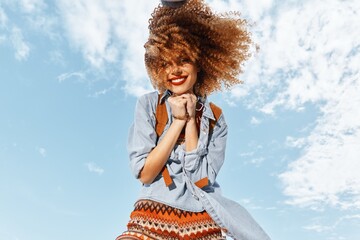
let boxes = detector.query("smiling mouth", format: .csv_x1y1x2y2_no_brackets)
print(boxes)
168,76,187,86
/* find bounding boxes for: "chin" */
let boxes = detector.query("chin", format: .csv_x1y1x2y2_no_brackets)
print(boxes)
172,89,193,95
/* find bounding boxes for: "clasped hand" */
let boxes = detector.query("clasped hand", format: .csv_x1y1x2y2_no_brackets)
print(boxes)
168,93,197,121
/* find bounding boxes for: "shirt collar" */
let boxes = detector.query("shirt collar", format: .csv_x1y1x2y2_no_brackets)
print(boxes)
159,90,172,103
202,98,216,121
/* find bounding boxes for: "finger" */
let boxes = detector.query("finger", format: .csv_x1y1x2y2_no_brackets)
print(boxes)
170,98,187,108
188,93,197,103
169,95,185,103
181,93,196,104
170,95,185,103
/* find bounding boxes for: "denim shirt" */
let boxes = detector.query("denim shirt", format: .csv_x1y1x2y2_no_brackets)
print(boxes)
128,91,271,240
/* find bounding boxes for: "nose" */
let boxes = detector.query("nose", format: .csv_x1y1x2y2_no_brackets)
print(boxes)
170,64,182,75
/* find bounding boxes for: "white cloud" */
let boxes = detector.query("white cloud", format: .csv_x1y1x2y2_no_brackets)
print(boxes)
250,116,261,125
89,82,119,98
57,0,116,68
247,157,265,167
208,0,360,211
3,0,56,34
285,136,306,148
269,0,360,210
240,198,262,210
0,6,8,27
19,0,46,13
85,162,104,175
0,2,55,58
207,0,273,21
0,35,6,44
38,147,46,157
10,26,30,61
19,0,58,38
240,198,276,211
49,50,66,66
208,0,273,22
57,71,86,83
239,151,254,157
112,0,159,96
56,0,157,96
304,224,332,233
304,214,360,234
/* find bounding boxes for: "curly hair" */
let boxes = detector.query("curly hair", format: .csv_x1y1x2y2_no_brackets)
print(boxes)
144,0,253,96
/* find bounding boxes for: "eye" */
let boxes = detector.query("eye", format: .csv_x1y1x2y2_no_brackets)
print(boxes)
160,61,168,67
180,58,190,63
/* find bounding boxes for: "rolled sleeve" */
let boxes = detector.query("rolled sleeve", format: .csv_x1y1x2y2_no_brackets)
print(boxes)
127,93,158,179
183,114,228,185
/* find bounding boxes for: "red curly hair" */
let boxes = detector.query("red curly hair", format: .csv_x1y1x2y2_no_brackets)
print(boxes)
144,0,252,96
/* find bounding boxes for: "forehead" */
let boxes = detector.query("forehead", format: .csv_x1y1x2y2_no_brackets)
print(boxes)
162,55,189,63
158,49,192,62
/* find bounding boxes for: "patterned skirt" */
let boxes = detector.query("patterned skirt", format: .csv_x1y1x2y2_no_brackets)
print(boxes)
116,200,225,240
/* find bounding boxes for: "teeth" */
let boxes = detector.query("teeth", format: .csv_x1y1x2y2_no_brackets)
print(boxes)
171,77,186,83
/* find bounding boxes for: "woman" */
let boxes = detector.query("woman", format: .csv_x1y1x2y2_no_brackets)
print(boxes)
117,0,271,239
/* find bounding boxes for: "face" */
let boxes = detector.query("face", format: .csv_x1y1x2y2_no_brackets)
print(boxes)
161,57,198,95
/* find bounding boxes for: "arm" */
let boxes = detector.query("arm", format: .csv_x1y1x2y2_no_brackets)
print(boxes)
139,118,185,184
184,118,198,151
183,113,228,186
128,93,188,185
184,93,198,151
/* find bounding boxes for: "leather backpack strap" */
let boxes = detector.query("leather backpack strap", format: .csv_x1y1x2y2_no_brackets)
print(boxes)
194,177,209,189
155,94,168,138
161,166,173,187
209,102,222,132
155,94,173,187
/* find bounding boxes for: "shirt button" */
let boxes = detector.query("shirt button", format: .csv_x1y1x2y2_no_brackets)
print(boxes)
192,194,199,200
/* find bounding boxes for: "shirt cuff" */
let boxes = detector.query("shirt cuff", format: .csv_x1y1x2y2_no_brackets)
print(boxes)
182,144,208,172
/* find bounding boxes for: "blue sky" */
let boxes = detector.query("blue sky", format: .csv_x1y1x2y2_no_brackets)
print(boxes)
1,0,359,239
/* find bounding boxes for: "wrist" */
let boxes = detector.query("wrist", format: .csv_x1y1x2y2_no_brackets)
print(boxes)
185,118,197,133
172,117,187,126
186,117,196,124
172,113,189,121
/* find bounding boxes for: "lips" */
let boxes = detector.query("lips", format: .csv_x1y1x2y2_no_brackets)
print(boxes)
168,76,187,86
